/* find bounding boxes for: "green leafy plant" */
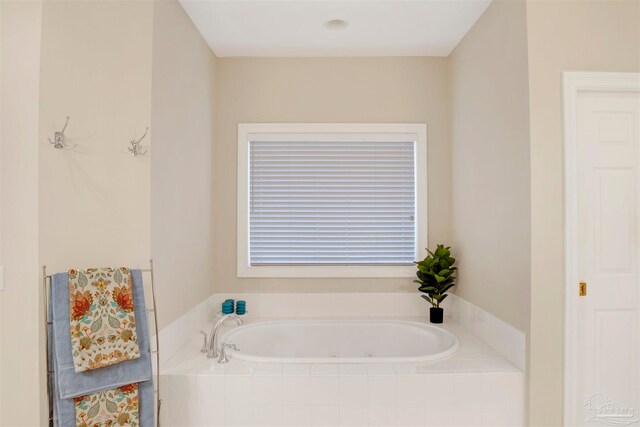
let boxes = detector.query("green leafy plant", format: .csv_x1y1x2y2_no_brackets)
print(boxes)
414,244,457,308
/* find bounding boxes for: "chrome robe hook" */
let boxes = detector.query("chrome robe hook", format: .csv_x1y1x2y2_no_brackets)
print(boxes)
129,127,149,156
48,116,76,149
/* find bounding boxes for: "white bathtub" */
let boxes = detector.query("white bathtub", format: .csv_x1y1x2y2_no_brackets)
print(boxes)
220,319,459,363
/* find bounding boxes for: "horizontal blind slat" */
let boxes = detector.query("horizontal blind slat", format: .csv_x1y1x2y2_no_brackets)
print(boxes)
249,139,416,266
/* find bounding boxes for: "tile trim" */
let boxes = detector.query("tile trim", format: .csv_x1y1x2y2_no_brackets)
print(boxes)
447,295,525,370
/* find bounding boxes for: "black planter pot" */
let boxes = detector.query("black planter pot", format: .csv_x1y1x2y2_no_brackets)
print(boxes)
430,307,444,324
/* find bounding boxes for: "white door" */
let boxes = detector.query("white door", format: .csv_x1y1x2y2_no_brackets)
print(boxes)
571,82,640,426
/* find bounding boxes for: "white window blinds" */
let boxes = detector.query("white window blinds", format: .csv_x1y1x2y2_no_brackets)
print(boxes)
249,139,417,266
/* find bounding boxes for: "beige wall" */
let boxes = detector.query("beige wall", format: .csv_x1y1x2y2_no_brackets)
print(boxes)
38,0,153,273
36,0,217,331
449,0,531,332
526,1,640,425
0,1,43,425
151,0,218,329
0,0,216,419
36,2,154,420
214,57,451,293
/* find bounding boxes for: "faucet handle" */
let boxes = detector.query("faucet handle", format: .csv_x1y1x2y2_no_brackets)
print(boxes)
199,330,208,353
223,343,239,351
217,343,239,364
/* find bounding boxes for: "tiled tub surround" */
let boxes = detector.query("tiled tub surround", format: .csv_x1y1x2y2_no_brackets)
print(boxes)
161,320,524,427
447,297,525,371
159,293,525,370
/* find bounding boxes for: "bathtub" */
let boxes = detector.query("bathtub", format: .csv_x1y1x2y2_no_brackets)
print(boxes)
220,319,459,363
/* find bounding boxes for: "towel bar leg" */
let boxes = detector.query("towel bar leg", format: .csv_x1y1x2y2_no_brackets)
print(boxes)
43,265,54,427
148,259,161,427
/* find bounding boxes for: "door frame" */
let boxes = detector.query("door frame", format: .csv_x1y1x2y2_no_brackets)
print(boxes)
563,71,640,426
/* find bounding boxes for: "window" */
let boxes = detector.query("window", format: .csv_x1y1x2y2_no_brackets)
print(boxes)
238,123,427,278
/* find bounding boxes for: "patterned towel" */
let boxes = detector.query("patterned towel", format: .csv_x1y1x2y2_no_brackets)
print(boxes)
74,383,140,427
69,267,141,372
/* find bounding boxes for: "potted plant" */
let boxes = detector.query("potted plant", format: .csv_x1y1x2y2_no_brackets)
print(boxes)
414,244,457,324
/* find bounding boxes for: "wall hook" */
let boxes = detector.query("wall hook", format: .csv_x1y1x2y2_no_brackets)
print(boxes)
128,127,149,156
48,116,76,149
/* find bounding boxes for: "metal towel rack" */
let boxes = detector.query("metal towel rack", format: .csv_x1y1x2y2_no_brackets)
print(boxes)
43,260,162,427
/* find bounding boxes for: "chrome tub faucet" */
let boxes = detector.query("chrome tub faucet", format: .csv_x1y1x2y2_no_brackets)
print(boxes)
206,313,243,359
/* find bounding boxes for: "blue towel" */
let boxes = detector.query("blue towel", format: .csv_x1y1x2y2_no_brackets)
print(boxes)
51,269,152,399
48,323,155,427
48,269,155,426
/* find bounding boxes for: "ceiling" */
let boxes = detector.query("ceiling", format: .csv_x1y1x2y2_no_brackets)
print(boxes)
179,0,492,58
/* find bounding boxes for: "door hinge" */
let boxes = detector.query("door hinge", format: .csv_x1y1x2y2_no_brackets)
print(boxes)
579,282,587,296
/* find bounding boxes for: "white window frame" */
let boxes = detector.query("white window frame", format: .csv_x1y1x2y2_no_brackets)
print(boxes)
237,123,428,278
